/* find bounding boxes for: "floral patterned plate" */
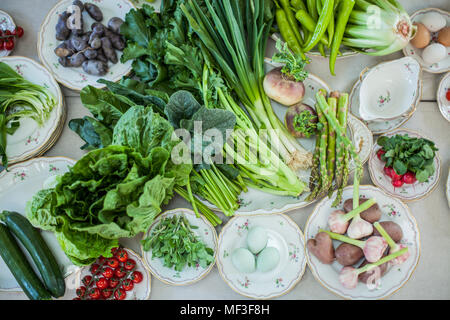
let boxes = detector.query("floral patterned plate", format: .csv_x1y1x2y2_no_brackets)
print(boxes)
64,248,151,300
37,0,135,91
0,10,16,57
0,157,77,292
437,72,450,122
216,214,306,299
368,129,441,202
403,8,450,74
446,167,450,208
0,56,65,166
141,208,218,286
305,185,420,300
349,61,423,135
198,59,373,215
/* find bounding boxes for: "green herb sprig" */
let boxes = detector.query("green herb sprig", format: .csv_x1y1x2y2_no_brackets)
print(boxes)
141,214,214,272
272,40,310,82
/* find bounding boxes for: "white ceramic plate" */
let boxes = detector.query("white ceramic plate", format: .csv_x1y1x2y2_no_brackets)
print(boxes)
349,61,422,135
403,8,450,74
141,208,217,286
198,60,372,215
305,185,420,300
0,56,65,166
437,72,450,122
37,0,135,91
0,10,16,57
270,33,359,59
216,214,306,299
368,129,441,202
446,167,450,208
0,157,76,292
64,248,151,300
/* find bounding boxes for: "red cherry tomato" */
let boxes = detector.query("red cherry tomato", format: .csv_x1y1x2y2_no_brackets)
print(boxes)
102,267,114,279
446,89,450,102
82,275,93,287
97,256,107,265
4,30,12,36
107,257,119,268
89,287,101,300
402,172,417,184
73,297,81,300
14,26,24,38
114,267,127,278
115,249,128,262
122,279,134,291
392,179,404,188
76,286,86,298
4,38,14,51
101,288,113,299
124,259,136,271
0,39,3,48
90,263,100,275
376,149,386,161
114,288,127,300
390,170,403,181
96,277,109,290
111,247,119,255
109,277,120,288
131,271,143,284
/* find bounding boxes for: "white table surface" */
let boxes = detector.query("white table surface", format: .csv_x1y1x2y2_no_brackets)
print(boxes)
0,0,449,300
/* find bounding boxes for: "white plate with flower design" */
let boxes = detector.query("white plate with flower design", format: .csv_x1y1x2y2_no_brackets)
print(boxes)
0,156,77,292
37,0,135,91
199,60,373,215
368,129,441,202
437,72,450,122
0,10,16,57
349,60,422,135
64,248,151,300
0,56,65,166
217,214,306,299
403,8,450,74
305,185,420,300
141,208,217,286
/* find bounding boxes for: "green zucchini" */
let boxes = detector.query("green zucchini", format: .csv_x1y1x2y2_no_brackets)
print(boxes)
0,211,66,298
0,223,52,300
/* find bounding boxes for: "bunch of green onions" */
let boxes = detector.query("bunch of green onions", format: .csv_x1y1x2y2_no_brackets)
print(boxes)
343,0,416,56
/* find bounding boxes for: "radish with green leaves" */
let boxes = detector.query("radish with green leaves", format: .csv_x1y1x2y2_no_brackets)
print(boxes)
320,229,388,263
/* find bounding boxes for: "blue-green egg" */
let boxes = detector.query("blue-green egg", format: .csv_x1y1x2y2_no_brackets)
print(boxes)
231,248,256,273
246,226,268,254
256,247,280,272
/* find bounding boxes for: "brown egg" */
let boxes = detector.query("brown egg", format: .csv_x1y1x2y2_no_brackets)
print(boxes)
410,23,431,49
438,26,450,47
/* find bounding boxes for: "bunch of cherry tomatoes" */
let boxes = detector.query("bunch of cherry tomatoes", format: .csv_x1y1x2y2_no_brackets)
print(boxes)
0,26,24,51
74,247,144,300
377,149,417,188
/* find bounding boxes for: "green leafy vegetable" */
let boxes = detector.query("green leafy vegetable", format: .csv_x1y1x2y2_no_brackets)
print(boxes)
293,110,319,138
378,134,438,183
272,40,310,82
141,214,214,272
0,62,57,167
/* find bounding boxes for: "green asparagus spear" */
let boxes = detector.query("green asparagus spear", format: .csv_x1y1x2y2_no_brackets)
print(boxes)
326,97,337,194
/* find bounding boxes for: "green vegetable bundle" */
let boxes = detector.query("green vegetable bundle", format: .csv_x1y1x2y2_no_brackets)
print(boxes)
0,62,56,167
27,107,192,266
378,134,438,183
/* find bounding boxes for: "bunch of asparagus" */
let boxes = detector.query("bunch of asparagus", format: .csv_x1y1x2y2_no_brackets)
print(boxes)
307,89,360,206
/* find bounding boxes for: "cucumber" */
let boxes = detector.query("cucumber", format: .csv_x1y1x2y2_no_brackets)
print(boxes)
0,223,52,300
0,211,66,298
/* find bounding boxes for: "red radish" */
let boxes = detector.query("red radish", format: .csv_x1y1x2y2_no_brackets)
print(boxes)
384,166,393,178
447,89,450,101
392,180,404,188
402,172,417,184
13,26,24,38
327,199,376,236
338,247,408,289
377,149,385,160
374,222,410,265
320,230,388,263
390,169,403,181
4,38,14,51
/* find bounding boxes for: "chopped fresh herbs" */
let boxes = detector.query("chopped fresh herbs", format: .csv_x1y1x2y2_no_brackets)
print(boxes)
142,214,214,272
377,134,439,183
